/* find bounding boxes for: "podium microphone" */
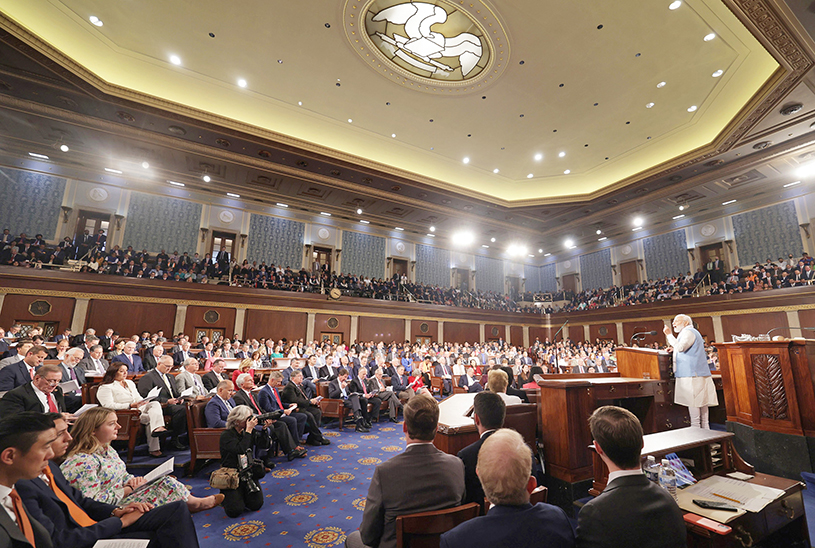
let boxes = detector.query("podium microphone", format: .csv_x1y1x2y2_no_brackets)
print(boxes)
765,326,815,338
630,330,658,346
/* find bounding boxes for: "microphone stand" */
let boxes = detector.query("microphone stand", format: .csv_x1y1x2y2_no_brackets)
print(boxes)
629,331,658,347
765,326,815,338
552,320,569,342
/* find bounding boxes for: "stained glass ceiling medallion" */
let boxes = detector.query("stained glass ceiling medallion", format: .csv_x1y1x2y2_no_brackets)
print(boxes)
344,0,509,94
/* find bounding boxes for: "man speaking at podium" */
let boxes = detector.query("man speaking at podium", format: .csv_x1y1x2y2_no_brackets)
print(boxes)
663,314,718,429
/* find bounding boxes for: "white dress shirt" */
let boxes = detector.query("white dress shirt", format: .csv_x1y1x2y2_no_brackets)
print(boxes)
0,484,16,524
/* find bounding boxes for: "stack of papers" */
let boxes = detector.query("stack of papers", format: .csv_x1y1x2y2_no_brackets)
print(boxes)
679,475,784,522
132,457,174,494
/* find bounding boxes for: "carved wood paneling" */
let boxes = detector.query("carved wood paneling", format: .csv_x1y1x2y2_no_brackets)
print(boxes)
751,353,789,420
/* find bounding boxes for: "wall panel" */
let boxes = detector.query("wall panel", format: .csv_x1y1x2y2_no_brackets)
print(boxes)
732,201,803,266
184,305,236,337
85,300,175,337
510,325,523,346
0,166,64,241
530,326,551,343
122,191,201,253
415,245,450,287
589,323,618,344
247,214,304,269
315,313,351,345
0,294,75,335
643,230,689,280
569,326,586,344
411,319,437,343
444,322,479,344
341,231,386,280
721,312,788,340
579,249,612,291
484,323,505,341
622,320,665,347
690,316,715,344
358,316,404,343
474,255,504,293
243,310,307,343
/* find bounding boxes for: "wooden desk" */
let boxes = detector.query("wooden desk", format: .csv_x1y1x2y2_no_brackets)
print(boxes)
433,394,478,455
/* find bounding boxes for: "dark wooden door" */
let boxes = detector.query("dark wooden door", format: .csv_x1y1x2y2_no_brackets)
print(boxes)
561,273,578,293
313,246,332,272
392,258,408,279
210,231,236,258
454,268,470,290
74,210,110,256
620,260,639,285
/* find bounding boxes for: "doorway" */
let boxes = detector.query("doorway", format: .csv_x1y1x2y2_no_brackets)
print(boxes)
392,258,408,281
313,246,332,273
699,243,725,282
620,260,639,286
507,276,520,297
74,210,110,258
561,273,578,294
195,328,224,345
415,336,432,346
210,231,236,260
321,332,342,345
16,321,59,340
454,268,470,290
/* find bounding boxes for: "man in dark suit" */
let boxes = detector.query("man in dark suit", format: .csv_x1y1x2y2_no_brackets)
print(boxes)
17,413,200,548
457,392,504,505
441,429,574,548
433,360,453,395
0,345,48,392
576,406,686,548
111,341,143,373
0,413,56,547
91,229,106,252
142,345,164,371
345,394,465,548
258,371,308,444
77,346,109,376
137,356,186,450
202,359,228,392
173,341,195,367
204,380,236,428
53,329,72,344
457,366,483,393
0,365,66,415
350,367,382,426
280,370,323,431
390,365,415,404
56,348,86,413
329,369,370,433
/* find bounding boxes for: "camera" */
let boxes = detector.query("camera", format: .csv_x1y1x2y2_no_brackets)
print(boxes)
237,451,262,495
253,410,283,422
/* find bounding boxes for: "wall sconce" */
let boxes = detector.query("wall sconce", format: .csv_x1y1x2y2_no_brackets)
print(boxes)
687,248,695,261
335,249,342,259
200,227,209,242
386,256,392,268
574,274,580,282
410,260,416,272
555,276,561,287
637,259,644,271
60,206,72,223
800,223,811,239
611,264,617,275
724,240,734,253
240,234,247,248
113,214,125,230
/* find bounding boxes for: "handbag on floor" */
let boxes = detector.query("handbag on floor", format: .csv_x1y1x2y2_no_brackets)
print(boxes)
209,467,239,490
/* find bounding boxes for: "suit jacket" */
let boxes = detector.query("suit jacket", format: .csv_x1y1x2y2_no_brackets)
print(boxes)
0,361,36,392
204,396,235,428
136,369,179,402
201,371,226,392
359,443,465,548
576,474,686,548
327,378,350,400
457,431,493,505
279,381,314,411
0,383,65,415
441,502,574,548
58,364,86,389
0,494,53,548
175,370,206,397
16,461,121,548
434,362,453,378
318,364,339,381
173,351,195,366
233,389,263,414
77,357,109,376
110,353,143,373
257,385,287,412
390,373,411,392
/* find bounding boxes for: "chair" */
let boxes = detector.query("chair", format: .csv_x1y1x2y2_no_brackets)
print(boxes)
503,403,538,455
316,381,357,430
186,399,223,473
529,485,548,504
429,377,443,396
395,502,480,548
87,384,143,462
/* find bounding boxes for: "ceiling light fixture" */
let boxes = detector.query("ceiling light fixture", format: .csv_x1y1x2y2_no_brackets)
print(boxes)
528,254,536,258
395,227,404,231
348,119,353,123
596,229,602,235
276,203,288,208
678,205,686,211
657,81,666,88
527,173,533,178
687,105,698,112
538,249,543,253
320,212,332,216
784,180,802,188
633,217,643,226
598,236,608,241
669,1,682,9
493,168,499,173
722,199,737,205
28,152,49,160
429,226,436,232
226,192,240,198
89,15,103,27
534,153,543,161
796,163,815,178
712,69,724,78
168,180,185,187
564,239,574,248
632,226,643,231
169,54,182,66
490,237,496,243
563,170,571,175
356,208,363,215
360,220,370,224
141,161,149,169
673,214,685,220
463,157,470,164
391,134,396,138
544,253,551,257
202,174,211,183
426,233,435,237
646,102,654,108
703,33,716,41
452,232,474,245
558,151,566,158
482,245,490,248
105,168,122,174
59,144,70,153
298,101,303,106
237,79,247,88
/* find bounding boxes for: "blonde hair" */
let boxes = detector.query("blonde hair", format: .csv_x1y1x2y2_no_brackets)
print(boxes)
66,407,116,457
476,428,532,506
238,358,253,372
487,369,509,393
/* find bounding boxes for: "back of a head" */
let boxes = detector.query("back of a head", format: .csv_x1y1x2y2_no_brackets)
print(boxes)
589,405,643,470
487,369,509,393
476,429,532,506
0,412,55,454
473,391,505,430
404,393,439,441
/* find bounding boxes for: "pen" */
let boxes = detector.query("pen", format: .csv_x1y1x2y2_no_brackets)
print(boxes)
712,492,742,504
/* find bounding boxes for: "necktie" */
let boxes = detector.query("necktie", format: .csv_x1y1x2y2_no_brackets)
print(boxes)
361,379,368,395
29,367,35,380
272,387,283,409
160,374,172,396
42,467,96,526
194,375,204,395
340,384,347,399
8,489,36,547
95,359,104,374
46,392,58,412
248,392,261,414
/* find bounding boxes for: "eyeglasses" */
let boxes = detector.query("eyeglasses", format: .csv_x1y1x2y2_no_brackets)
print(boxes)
42,379,60,386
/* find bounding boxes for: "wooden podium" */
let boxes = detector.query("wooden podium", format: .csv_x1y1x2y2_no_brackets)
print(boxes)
713,339,815,478
616,346,672,380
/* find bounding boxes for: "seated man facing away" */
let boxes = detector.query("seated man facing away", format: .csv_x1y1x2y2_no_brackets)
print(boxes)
576,405,686,548
17,413,199,548
457,391,504,506
441,429,575,548
345,393,465,548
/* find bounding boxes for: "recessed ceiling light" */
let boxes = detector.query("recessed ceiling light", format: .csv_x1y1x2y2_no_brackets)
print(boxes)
356,208,363,214
482,245,490,248
276,203,288,208
678,205,686,211
563,170,570,175
528,254,536,258
89,16,103,27
633,217,643,226
598,236,608,241
168,180,185,187
105,168,122,174
391,133,396,138
669,0,682,9
564,239,574,248
493,168,499,173
534,153,543,161
527,173,533,178
202,174,211,182
784,181,802,188
430,226,436,232
141,161,149,169
169,54,181,66
298,101,303,106
320,212,332,216
538,249,543,253
687,105,698,112
596,229,602,235
452,232,474,245
722,199,737,205
28,152,49,160
712,69,724,78
237,79,247,88
59,144,70,152
632,226,643,231
657,81,666,88
360,220,370,224
704,33,716,41
426,233,435,237
544,253,551,257
395,227,404,231
347,119,353,123
558,151,566,158
646,102,655,108
226,192,240,198
463,157,470,164
490,237,496,242
673,214,685,219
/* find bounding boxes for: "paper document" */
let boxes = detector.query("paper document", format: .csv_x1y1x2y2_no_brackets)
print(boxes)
74,404,98,417
683,475,784,513
93,540,150,548
142,386,161,402
132,457,174,494
59,380,80,394
179,386,194,397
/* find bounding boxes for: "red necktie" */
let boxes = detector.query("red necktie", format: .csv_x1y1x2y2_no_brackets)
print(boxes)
47,392,58,412
272,387,283,409
361,379,368,395
248,392,261,414
9,489,36,547
29,367,35,380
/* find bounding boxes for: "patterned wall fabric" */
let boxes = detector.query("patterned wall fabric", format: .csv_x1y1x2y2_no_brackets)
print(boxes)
474,255,504,293
341,231,386,280
579,249,613,290
524,263,541,292
0,166,65,240
642,229,689,280
732,201,803,266
540,263,557,293
416,244,450,287
121,192,201,253
246,214,305,268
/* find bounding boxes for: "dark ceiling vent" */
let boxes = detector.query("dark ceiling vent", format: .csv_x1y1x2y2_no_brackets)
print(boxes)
752,141,772,150
116,111,135,122
780,103,803,116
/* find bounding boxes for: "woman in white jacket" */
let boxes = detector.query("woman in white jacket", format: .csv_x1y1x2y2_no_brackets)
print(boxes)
96,363,168,457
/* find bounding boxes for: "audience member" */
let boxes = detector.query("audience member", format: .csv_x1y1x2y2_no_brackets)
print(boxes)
0,345,47,392
218,406,266,518
457,392,505,506
258,371,328,446
0,364,66,415
175,358,209,399
486,370,522,405
329,368,371,433
136,356,187,450
110,342,144,374
202,358,228,392
77,345,109,376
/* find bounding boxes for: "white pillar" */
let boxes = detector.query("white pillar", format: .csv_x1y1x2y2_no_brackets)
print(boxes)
173,304,188,336
584,324,590,342
616,322,624,345
712,316,724,343
71,298,90,334
479,323,485,344
234,308,246,340
786,311,801,339
505,325,511,344
404,319,411,343
523,326,530,348
306,312,316,342
438,321,444,343
350,315,359,343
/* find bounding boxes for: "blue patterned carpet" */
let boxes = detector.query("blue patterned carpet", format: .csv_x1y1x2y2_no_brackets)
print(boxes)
126,421,406,548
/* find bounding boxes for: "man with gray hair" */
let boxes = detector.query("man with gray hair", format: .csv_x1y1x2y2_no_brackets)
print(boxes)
663,314,718,428
57,347,87,412
175,357,208,399
441,429,575,548
78,344,109,375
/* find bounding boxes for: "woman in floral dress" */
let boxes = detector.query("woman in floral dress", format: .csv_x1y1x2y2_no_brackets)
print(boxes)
61,407,223,512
